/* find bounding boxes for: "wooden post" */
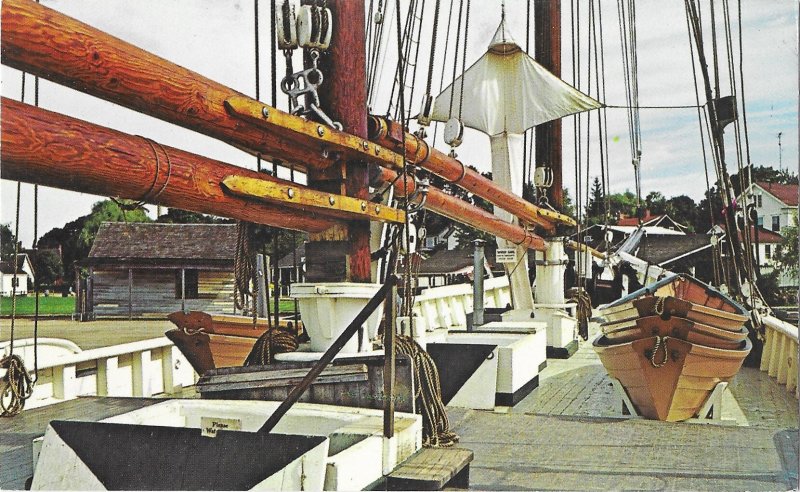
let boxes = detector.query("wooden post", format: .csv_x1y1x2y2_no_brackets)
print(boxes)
306,0,372,283
534,0,563,208
180,268,186,312
383,283,397,438
256,254,268,318
128,268,133,321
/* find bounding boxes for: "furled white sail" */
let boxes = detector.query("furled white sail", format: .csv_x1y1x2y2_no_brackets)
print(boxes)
430,20,601,136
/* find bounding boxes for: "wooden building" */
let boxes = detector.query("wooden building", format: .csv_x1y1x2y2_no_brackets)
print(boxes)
80,223,237,319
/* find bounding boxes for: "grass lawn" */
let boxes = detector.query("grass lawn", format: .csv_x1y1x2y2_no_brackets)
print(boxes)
0,295,75,316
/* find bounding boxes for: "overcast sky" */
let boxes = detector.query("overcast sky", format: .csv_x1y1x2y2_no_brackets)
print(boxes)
1,0,797,246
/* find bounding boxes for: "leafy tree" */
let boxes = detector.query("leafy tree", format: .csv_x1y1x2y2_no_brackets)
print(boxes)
1,223,16,258
38,199,151,284
156,209,229,224
608,190,638,221
586,177,605,224
694,188,725,233
774,213,798,281
645,191,667,215
665,195,697,231
33,249,64,287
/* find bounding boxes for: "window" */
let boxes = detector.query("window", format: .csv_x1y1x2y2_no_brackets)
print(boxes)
756,194,762,207
764,245,771,259
772,215,780,232
175,269,199,299
757,215,764,227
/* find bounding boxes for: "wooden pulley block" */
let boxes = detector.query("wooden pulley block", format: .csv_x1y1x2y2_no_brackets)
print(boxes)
443,118,464,148
297,5,333,50
533,167,554,188
276,0,300,49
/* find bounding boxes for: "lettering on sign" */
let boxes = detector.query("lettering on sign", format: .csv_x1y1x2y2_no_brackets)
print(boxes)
200,416,242,438
495,248,517,264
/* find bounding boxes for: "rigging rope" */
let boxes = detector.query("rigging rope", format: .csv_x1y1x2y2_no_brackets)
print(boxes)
395,335,459,447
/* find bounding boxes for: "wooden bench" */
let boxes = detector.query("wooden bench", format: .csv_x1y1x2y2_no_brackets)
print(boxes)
387,448,474,490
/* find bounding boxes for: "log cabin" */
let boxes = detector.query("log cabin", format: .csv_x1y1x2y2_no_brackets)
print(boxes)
80,222,237,319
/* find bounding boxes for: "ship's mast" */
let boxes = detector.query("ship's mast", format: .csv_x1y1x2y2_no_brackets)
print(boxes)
306,0,373,283
535,0,563,209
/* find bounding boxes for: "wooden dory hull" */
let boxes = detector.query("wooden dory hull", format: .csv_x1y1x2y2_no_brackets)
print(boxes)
166,329,259,375
166,311,299,374
593,334,751,421
602,296,748,331
601,274,748,325
602,315,749,350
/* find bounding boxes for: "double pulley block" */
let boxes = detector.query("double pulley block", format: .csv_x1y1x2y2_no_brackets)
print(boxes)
277,1,341,130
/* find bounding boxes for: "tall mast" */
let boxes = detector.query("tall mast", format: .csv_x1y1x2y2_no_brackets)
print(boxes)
534,0,563,209
305,0,373,283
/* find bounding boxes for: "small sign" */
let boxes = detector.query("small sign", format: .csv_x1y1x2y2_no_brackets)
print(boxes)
496,248,517,263
201,416,242,438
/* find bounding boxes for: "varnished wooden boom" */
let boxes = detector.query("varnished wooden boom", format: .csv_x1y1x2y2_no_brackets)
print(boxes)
0,98,340,233
369,116,576,232
378,168,546,252
0,0,395,174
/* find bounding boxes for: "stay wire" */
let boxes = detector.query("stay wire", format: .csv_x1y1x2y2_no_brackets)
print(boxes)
431,0,456,146
447,0,465,119
457,0,471,121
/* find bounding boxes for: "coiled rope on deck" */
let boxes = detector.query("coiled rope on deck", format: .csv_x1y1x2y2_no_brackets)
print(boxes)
243,327,299,366
395,335,459,448
1,355,34,416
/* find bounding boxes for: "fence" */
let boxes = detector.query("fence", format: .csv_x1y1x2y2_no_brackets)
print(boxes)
759,315,799,399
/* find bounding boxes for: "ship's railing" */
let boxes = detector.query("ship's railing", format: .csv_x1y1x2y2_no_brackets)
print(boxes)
759,315,799,399
412,275,511,330
4,337,197,410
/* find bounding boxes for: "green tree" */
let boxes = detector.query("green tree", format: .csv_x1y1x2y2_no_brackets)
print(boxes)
38,200,151,284
33,249,64,287
645,191,667,215
774,213,798,281
1,223,16,258
156,209,229,224
586,177,605,224
607,190,638,221
665,195,697,232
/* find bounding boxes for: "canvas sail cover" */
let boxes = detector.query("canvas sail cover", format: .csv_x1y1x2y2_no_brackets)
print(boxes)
431,20,601,136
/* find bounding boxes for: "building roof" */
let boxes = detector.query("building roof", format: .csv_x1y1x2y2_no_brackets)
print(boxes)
0,261,28,275
617,212,687,230
756,181,799,206
607,225,685,236
88,223,237,262
634,234,714,265
710,224,785,244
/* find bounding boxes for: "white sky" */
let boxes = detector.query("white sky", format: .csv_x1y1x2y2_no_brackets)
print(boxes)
1,0,798,246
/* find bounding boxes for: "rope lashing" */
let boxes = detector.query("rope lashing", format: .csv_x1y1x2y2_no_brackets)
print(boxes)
1,354,34,417
394,335,459,448
649,335,671,368
570,289,592,341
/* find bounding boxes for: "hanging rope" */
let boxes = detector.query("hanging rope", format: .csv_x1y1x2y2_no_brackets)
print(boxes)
395,335,459,447
233,221,257,317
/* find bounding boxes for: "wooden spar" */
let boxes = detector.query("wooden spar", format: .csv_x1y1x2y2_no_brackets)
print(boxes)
378,167,546,252
1,0,571,239
0,98,340,233
368,116,576,232
0,0,394,174
221,175,405,224
534,0,563,208
566,240,606,260
306,0,372,283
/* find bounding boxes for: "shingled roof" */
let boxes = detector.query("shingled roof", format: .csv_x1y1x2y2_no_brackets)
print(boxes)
635,234,714,265
88,223,237,262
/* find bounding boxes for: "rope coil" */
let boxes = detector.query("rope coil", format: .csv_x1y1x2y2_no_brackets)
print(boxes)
395,335,459,447
1,355,34,417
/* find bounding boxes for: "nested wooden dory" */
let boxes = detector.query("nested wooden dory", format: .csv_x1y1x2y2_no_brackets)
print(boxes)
166,311,302,374
602,315,749,350
593,333,751,421
601,274,749,330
